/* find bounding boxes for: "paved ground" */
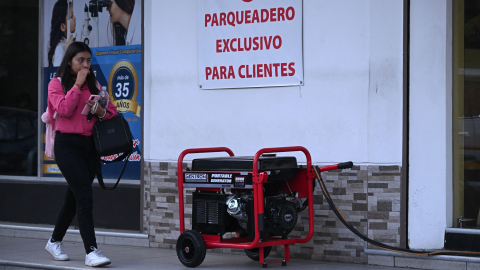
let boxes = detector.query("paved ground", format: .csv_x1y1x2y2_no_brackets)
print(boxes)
0,236,418,270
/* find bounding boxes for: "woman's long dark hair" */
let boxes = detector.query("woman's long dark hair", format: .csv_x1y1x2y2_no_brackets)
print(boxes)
55,42,99,95
110,0,135,45
112,24,127,46
48,0,68,67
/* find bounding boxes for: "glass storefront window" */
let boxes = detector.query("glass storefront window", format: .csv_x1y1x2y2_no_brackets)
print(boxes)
453,0,480,228
0,1,39,176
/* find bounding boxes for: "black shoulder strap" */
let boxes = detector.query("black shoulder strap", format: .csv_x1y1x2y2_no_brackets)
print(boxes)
96,152,131,190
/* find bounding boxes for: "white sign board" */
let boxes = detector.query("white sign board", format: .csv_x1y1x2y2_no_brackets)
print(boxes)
198,0,303,89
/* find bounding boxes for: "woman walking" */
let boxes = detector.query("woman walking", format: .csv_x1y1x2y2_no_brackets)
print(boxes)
44,41,117,267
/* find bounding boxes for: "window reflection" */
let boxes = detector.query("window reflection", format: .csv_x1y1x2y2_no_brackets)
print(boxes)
0,1,39,176
0,108,38,176
454,0,480,228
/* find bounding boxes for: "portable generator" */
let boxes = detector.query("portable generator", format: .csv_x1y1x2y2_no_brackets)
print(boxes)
176,146,353,268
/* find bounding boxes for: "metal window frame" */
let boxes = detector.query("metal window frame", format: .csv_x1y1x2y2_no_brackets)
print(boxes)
400,0,410,249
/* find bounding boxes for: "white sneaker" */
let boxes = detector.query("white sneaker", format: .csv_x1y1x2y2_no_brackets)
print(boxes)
85,246,111,267
45,238,69,261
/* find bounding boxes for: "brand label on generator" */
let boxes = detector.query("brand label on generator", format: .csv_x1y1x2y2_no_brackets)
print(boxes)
184,173,208,182
211,179,231,183
210,173,232,183
211,174,232,178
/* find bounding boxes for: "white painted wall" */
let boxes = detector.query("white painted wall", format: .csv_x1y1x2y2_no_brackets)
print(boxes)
409,0,451,249
142,0,456,252
144,0,404,166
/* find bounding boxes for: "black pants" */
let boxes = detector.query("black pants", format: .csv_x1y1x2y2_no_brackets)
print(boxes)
51,132,98,254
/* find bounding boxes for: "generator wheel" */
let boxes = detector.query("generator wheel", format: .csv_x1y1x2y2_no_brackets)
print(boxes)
176,230,206,267
244,246,272,261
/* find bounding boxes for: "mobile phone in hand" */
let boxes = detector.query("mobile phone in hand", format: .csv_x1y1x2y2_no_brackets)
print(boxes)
81,95,100,115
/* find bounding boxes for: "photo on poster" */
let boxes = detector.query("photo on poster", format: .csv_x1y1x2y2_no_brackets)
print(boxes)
42,0,142,179
44,0,141,67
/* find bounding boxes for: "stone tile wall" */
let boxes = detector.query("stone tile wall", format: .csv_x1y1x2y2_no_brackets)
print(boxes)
143,161,402,264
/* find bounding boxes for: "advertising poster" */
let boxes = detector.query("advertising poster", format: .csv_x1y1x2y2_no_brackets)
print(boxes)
198,0,303,89
42,0,141,179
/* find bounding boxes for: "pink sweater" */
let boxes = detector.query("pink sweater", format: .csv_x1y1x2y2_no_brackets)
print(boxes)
48,78,118,136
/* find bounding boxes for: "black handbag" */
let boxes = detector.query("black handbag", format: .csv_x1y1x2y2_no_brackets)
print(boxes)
93,115,133,190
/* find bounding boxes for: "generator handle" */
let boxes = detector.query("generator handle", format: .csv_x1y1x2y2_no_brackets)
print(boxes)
317,161,354,172
252,146,312,176
177,147,234,165
177,147,235,233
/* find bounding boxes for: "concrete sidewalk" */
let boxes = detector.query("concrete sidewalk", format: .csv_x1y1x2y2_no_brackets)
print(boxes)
0,236,415,270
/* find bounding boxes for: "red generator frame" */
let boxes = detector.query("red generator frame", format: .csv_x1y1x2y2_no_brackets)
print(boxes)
176,146,344,268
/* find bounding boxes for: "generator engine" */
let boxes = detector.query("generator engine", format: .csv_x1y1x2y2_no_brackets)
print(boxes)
226,192,299,238
188,155,304,239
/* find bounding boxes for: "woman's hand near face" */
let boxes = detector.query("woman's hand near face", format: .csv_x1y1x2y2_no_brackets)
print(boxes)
76,68,90,87
70,52,92,87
